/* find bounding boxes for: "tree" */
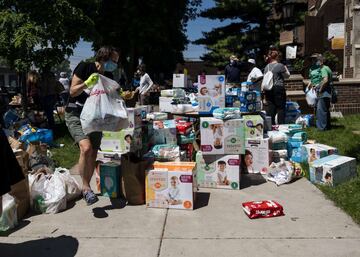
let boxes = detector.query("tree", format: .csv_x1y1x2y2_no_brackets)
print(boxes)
0,0,98,110
194,0,283,68
51,59,72,78
93,0,201,81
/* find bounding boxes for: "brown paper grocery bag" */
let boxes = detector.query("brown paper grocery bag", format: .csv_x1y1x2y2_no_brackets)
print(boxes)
9,176,30,220
120,153,149,205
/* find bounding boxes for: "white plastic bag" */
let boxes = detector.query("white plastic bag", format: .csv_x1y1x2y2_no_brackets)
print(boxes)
80,74,128,135
54,168,81,201
305,88,317,106
267,160,297,186
0,194,18,232
29,172,67,214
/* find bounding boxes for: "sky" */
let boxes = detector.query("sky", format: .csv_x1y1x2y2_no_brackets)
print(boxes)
69,0,233,70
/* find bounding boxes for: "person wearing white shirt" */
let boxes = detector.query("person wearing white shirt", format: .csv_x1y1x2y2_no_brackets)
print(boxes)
135,64,154,105
59,72,70,91
247,59,263,92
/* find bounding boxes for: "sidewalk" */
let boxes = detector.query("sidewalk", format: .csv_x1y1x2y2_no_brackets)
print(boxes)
1,175,360,257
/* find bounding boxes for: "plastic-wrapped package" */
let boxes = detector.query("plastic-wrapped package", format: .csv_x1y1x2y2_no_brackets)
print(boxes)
80,74,128,134
267,131,288,144
151,144,180,161
0,194,18,231
242,200,284,219
212,108,241,120
146,112,168,121
267,160,303,186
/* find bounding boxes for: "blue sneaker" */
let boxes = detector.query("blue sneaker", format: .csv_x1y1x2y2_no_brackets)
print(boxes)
83,190,99,205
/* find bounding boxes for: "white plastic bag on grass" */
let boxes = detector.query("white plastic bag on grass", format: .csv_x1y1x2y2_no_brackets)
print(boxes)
80,74,128,135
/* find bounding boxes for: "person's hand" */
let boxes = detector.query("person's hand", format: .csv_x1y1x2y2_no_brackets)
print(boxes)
84,73,99,88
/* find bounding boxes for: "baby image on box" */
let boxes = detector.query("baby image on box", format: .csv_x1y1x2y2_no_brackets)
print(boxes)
211,124,223,149
167,176,182,205
124,134,133,151
217,160,230,185
241,149,255,174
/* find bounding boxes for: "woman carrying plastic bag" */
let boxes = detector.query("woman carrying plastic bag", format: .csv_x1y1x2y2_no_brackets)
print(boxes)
65,46,127,206
80,74,128,134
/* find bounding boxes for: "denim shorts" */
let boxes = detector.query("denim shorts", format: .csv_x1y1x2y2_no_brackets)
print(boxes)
65,109,102,150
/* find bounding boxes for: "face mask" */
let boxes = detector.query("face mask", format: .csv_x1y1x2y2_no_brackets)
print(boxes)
103,60,118,72
230,60,235,64
316,61,321,66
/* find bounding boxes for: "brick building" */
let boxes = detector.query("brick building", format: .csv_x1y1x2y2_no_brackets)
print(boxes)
344,0,360,78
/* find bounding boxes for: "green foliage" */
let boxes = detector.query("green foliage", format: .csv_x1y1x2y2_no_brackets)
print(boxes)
0,0,98,72
194,0,279,68
293,58,304,73
93,0,201,78
51,59,72,77
323,51,339,71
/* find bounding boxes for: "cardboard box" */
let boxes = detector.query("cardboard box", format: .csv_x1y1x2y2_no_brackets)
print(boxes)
9,177,30,220
196,152,240,190
173,74,188,88
150,120,177,145
101,128,143,153
100,162,121,198
243,115,264,139
146,165,196,210
243,138,271,174
200,118,245,155
127,107,147,128
309,155,357,186
198,75,225,114
302,143,338,164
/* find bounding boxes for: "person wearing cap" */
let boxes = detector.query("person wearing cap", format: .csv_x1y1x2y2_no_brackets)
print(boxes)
308,54,332,130
247,58,263,92
225,55,241,84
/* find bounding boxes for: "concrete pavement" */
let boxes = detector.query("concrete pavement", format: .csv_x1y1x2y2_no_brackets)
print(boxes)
1,175,359,257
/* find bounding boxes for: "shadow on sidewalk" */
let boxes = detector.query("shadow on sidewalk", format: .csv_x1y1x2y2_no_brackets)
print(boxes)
194,192,210,210
0,220,31,237
240,174,267,189
0,235,79,257
92,198,127,218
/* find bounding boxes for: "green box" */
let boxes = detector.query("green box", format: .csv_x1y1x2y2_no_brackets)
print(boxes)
100,162,121,198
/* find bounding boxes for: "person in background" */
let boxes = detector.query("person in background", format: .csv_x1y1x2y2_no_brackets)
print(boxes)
59,72,70,92
224,55,241,84
65,46,119,205
0,129,24,217
247,58,263,92
308,54,332,130
263,49,290,125
27,70,40,109
135,64,154,105
38,70,64,128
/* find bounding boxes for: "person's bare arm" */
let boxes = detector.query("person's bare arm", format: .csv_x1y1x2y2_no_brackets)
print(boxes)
69,74,87,97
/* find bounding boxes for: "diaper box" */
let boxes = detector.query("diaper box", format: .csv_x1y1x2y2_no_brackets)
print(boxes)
150,120,177,145
127,107,147,128
196,152,240,190
309,155,357,186
100,162,121,198
200,118,245,155
173,74,188,88
159,97,173,113
101,128,143,153
146,163,196,210
243,138,271,174
302,143,338,164
240,101,261,113
243,115,264,139
198,75,225,114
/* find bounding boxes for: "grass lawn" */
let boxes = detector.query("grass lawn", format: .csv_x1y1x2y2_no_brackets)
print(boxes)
306,114,360,224
50,115,360,224
51,123,79,169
